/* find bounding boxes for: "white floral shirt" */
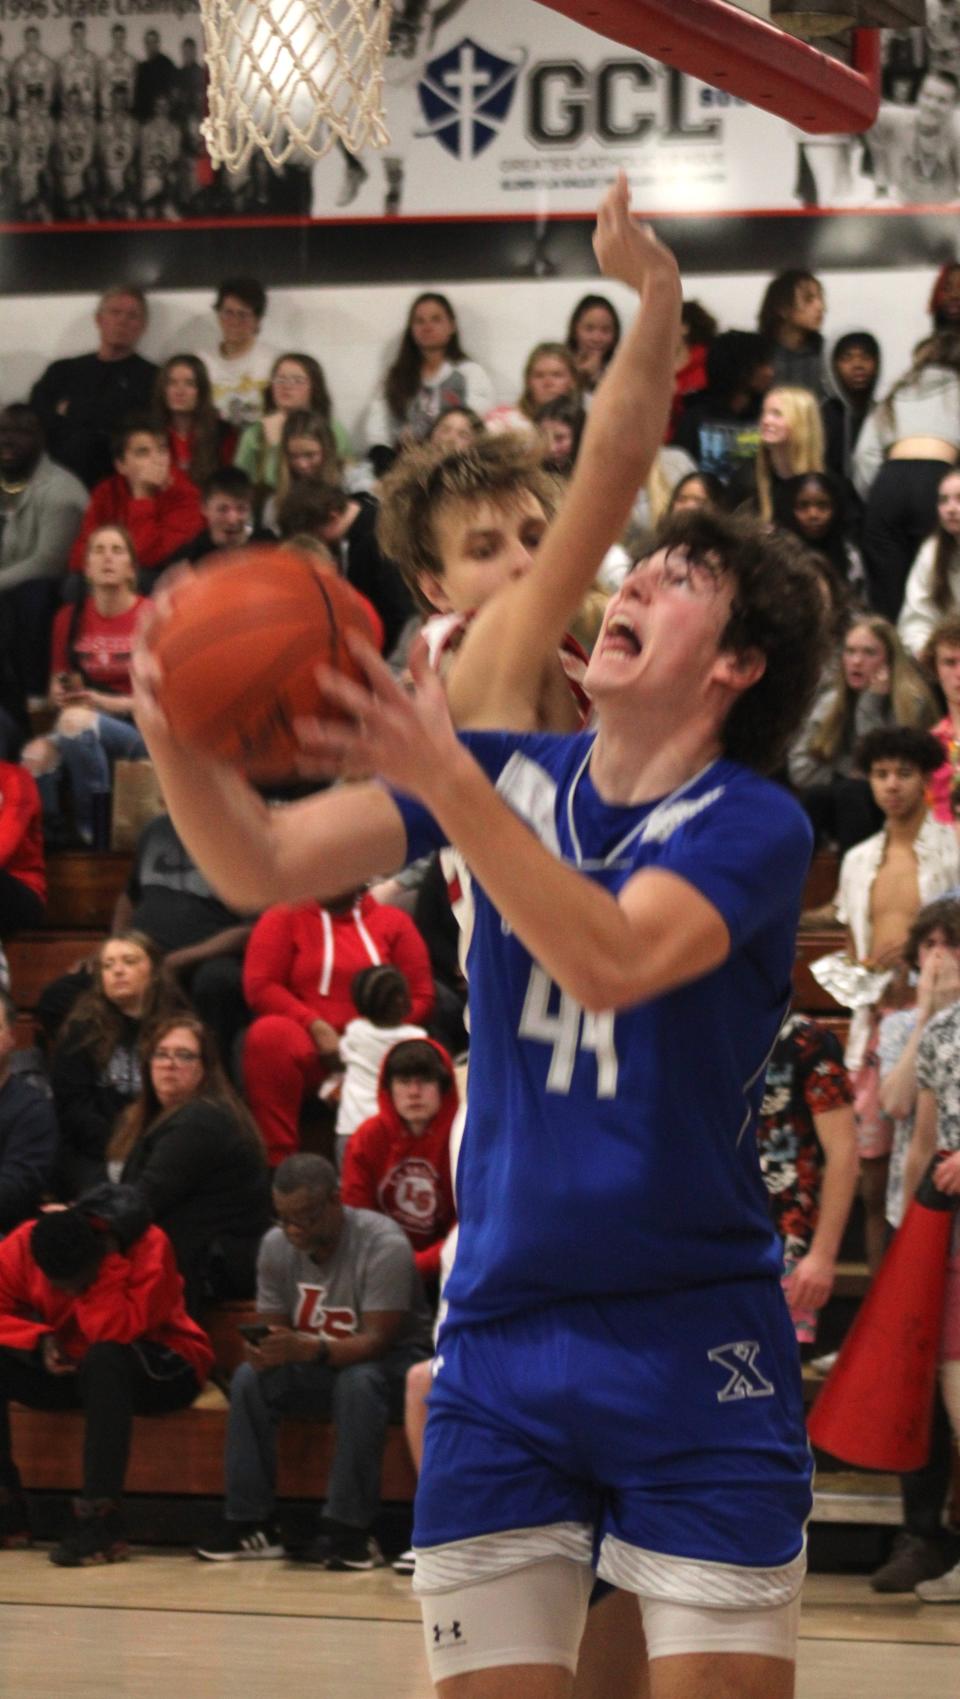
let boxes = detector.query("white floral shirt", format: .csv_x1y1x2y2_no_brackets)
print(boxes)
836,815,960,963
917,1000,960,1151
878,1006,919,1229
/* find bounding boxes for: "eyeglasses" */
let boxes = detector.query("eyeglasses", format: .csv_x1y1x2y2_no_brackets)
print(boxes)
153,1048,202,1065
219,306,256,322
277,1199,332,1231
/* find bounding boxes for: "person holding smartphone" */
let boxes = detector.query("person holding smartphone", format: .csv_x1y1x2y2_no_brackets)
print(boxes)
196,1151,432,1569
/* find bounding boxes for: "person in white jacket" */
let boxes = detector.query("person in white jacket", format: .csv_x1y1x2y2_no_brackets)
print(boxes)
898,467,960,656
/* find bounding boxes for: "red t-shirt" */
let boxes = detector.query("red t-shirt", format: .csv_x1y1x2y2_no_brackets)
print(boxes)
50,598,145,695
168,424,237,479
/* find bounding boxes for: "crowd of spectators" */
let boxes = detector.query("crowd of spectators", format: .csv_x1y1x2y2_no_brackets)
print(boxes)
7,257,960,1587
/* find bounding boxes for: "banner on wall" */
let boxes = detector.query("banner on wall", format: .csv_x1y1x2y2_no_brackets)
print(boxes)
0,0,957,225
311,0,960,217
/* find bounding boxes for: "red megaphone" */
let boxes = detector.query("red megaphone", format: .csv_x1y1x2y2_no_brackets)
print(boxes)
807,1158,958,1473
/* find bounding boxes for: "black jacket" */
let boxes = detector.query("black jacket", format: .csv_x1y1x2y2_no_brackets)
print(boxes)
0,1074,57,1231
121,1099,270,1301
30,352,158,489
51,1013,143,1192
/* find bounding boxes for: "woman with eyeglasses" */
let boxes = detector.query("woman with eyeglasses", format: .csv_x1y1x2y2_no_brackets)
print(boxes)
108,1014,271,1318
234,353,349,516
205,277,276,431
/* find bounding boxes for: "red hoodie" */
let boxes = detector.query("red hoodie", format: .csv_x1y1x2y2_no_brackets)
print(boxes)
341,1038,458,1281
69,466,204,571
243,894,434,1032
0,1219,213,1386
667,341,710,442
0,763,45,904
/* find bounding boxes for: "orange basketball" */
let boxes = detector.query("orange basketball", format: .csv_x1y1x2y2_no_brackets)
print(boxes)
151,546,375,777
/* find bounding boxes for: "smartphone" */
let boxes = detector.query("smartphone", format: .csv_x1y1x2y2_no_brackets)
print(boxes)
238,1323,271,1345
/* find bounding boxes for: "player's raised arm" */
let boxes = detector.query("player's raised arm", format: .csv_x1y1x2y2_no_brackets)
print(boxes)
466,176,681,689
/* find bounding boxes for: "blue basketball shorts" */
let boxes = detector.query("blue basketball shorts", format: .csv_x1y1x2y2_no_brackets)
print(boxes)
413,1277,812,1605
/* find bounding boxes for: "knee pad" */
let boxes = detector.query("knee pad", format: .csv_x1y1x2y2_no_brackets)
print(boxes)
419,1556,592,1683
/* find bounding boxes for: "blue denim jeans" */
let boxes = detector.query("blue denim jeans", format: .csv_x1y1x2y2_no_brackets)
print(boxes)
41,713,147,844
224,1347,424,1529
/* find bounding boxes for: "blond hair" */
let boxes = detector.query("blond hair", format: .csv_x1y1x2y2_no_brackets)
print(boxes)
755,386,825,522
811,614,937,764
644,454,674,529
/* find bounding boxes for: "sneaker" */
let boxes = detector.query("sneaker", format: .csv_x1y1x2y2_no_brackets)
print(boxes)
196,1521,284,1562
0,1494,30,1550
291,1524,384,1571
916,1558,960,1602
391,1547,416,1575
50,1506,128,1568
871,1532,947,1593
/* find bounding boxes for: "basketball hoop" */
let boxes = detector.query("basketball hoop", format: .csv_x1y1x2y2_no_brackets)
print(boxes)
199,0,393,172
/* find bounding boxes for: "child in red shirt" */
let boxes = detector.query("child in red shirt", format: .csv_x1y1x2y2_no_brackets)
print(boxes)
340,1038,458,1285
69,420,204,573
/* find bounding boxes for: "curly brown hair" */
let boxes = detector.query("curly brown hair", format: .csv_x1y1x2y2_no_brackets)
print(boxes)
646,508,831,774
903,897,960,970
56,931,181,1071
375,430,560,611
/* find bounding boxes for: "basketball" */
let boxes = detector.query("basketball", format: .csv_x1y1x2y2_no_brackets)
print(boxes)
151,546,375,776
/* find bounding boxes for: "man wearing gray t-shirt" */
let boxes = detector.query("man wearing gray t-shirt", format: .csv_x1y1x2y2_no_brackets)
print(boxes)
197,1152,432,1569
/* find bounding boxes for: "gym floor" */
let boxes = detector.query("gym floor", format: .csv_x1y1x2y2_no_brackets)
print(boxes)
0,1558,956,1697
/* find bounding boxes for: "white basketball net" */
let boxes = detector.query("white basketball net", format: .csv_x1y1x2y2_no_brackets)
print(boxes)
200,0,393,172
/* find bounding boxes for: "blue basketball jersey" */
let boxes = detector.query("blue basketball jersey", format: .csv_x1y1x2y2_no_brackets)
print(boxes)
392,731,813,1328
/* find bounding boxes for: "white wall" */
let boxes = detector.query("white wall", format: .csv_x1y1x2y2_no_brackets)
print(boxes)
0,266,935,451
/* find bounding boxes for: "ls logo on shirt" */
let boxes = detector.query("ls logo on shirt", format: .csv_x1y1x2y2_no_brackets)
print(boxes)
707,1340,775,1403
294,1284,357,1339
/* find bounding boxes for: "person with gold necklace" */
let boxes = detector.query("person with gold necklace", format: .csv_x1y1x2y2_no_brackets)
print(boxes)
0,405,87,700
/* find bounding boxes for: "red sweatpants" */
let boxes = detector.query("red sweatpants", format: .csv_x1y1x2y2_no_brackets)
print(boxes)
243,1015,328,1166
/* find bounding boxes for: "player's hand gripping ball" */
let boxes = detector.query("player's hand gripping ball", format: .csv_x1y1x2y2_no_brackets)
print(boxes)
150,545,375,778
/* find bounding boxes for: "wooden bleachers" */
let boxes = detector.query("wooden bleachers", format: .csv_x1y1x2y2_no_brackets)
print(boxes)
11,1295,417,1502
7,849,132,1045
7,847,854,1513
42,851,132,932
6,852,419,1505
12,1405,418,1503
